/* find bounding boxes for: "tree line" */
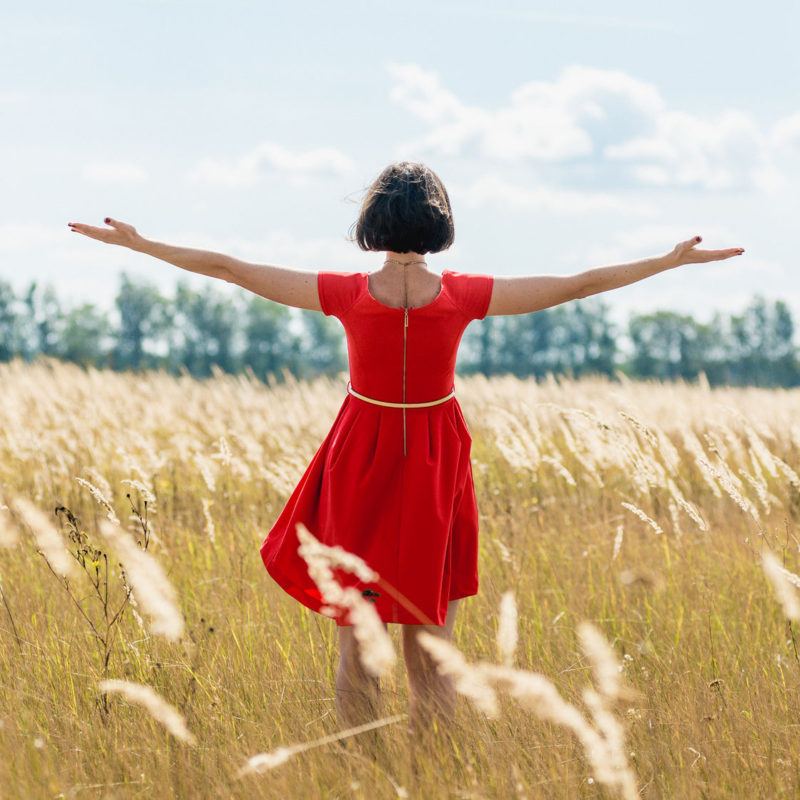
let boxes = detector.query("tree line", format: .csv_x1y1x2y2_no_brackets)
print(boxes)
1,273,797,387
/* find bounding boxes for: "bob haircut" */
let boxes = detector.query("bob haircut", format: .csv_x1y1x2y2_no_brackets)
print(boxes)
347,161,455,254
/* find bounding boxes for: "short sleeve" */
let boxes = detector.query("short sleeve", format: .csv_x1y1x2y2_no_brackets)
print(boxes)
317,271,363,319
447,270,494,321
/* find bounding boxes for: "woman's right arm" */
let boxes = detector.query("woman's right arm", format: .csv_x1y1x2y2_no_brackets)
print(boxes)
68,217,323,312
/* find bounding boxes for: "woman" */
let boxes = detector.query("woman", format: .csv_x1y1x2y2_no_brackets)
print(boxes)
68,160,744,737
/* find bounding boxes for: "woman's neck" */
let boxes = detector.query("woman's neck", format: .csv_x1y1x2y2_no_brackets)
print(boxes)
382,250,429,271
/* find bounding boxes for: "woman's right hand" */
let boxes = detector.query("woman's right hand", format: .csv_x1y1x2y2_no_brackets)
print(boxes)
67,217,144,249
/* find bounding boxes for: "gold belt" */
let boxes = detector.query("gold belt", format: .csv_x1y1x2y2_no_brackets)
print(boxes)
346,380,456,456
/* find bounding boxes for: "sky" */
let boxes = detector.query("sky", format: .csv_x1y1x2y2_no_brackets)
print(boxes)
2,1,799,328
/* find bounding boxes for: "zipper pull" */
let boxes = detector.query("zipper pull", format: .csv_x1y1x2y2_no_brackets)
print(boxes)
404,307,408,327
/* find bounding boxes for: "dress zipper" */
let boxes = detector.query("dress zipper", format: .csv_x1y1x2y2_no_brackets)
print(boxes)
403,304,408,457
402,259,409,457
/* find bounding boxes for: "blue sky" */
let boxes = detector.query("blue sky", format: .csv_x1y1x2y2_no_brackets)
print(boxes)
2,1,798,326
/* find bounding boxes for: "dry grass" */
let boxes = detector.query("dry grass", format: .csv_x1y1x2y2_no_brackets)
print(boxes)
1,356,799,799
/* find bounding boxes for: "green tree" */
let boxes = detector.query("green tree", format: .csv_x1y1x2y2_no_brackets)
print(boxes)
627,311,714,380
725,297,799,386
111,273,172,371
241,295,310,381
168,281,240,377
296,309,349,378
471,299,617,379
0,279,22,361
57,303,112,367
22,281,65,358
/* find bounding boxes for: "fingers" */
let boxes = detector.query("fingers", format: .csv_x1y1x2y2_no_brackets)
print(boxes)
66,221,112,241
68,222,100,235
67,218,116,230
702,247,745,260
685,247,745,263
677,235,702,251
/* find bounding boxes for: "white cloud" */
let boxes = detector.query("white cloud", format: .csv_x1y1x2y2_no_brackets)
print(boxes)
187,141,356,187
0,90,27,105
771,112,800,151
385,62,664,161
603,108,776,191
0,222,75,251
451,172,656,216
82,161,149,184
385,62,799,193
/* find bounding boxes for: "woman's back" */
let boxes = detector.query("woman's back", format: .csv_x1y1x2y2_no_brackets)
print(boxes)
318,268,493,401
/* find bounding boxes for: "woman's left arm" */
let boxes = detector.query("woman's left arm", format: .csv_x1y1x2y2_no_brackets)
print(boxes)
486,235,745,317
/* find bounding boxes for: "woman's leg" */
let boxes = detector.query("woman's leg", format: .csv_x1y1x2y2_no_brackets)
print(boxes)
335,622,388,728
401,598,461,736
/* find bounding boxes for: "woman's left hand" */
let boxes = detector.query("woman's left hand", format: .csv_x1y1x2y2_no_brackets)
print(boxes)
666,235,745,267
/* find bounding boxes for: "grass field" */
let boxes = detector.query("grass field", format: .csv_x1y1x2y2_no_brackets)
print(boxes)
1,357,800,799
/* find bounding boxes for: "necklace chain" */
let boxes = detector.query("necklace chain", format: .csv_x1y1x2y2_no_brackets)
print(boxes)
382,257,427,267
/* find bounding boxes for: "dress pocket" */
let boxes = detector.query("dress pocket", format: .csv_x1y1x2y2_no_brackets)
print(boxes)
449,401,473,444
442,405,460,439
327,405,363,472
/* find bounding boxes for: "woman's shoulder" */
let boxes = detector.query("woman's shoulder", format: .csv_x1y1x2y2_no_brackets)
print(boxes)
444,268,494,320
317,270,364,318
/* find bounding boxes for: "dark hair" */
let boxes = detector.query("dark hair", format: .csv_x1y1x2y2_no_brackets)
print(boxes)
347,161,455,254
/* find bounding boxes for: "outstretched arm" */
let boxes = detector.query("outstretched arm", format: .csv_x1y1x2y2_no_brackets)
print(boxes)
67,217,322,311
485,235,745,316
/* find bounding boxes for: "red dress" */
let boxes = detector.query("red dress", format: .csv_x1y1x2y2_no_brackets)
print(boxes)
259,267,494,626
